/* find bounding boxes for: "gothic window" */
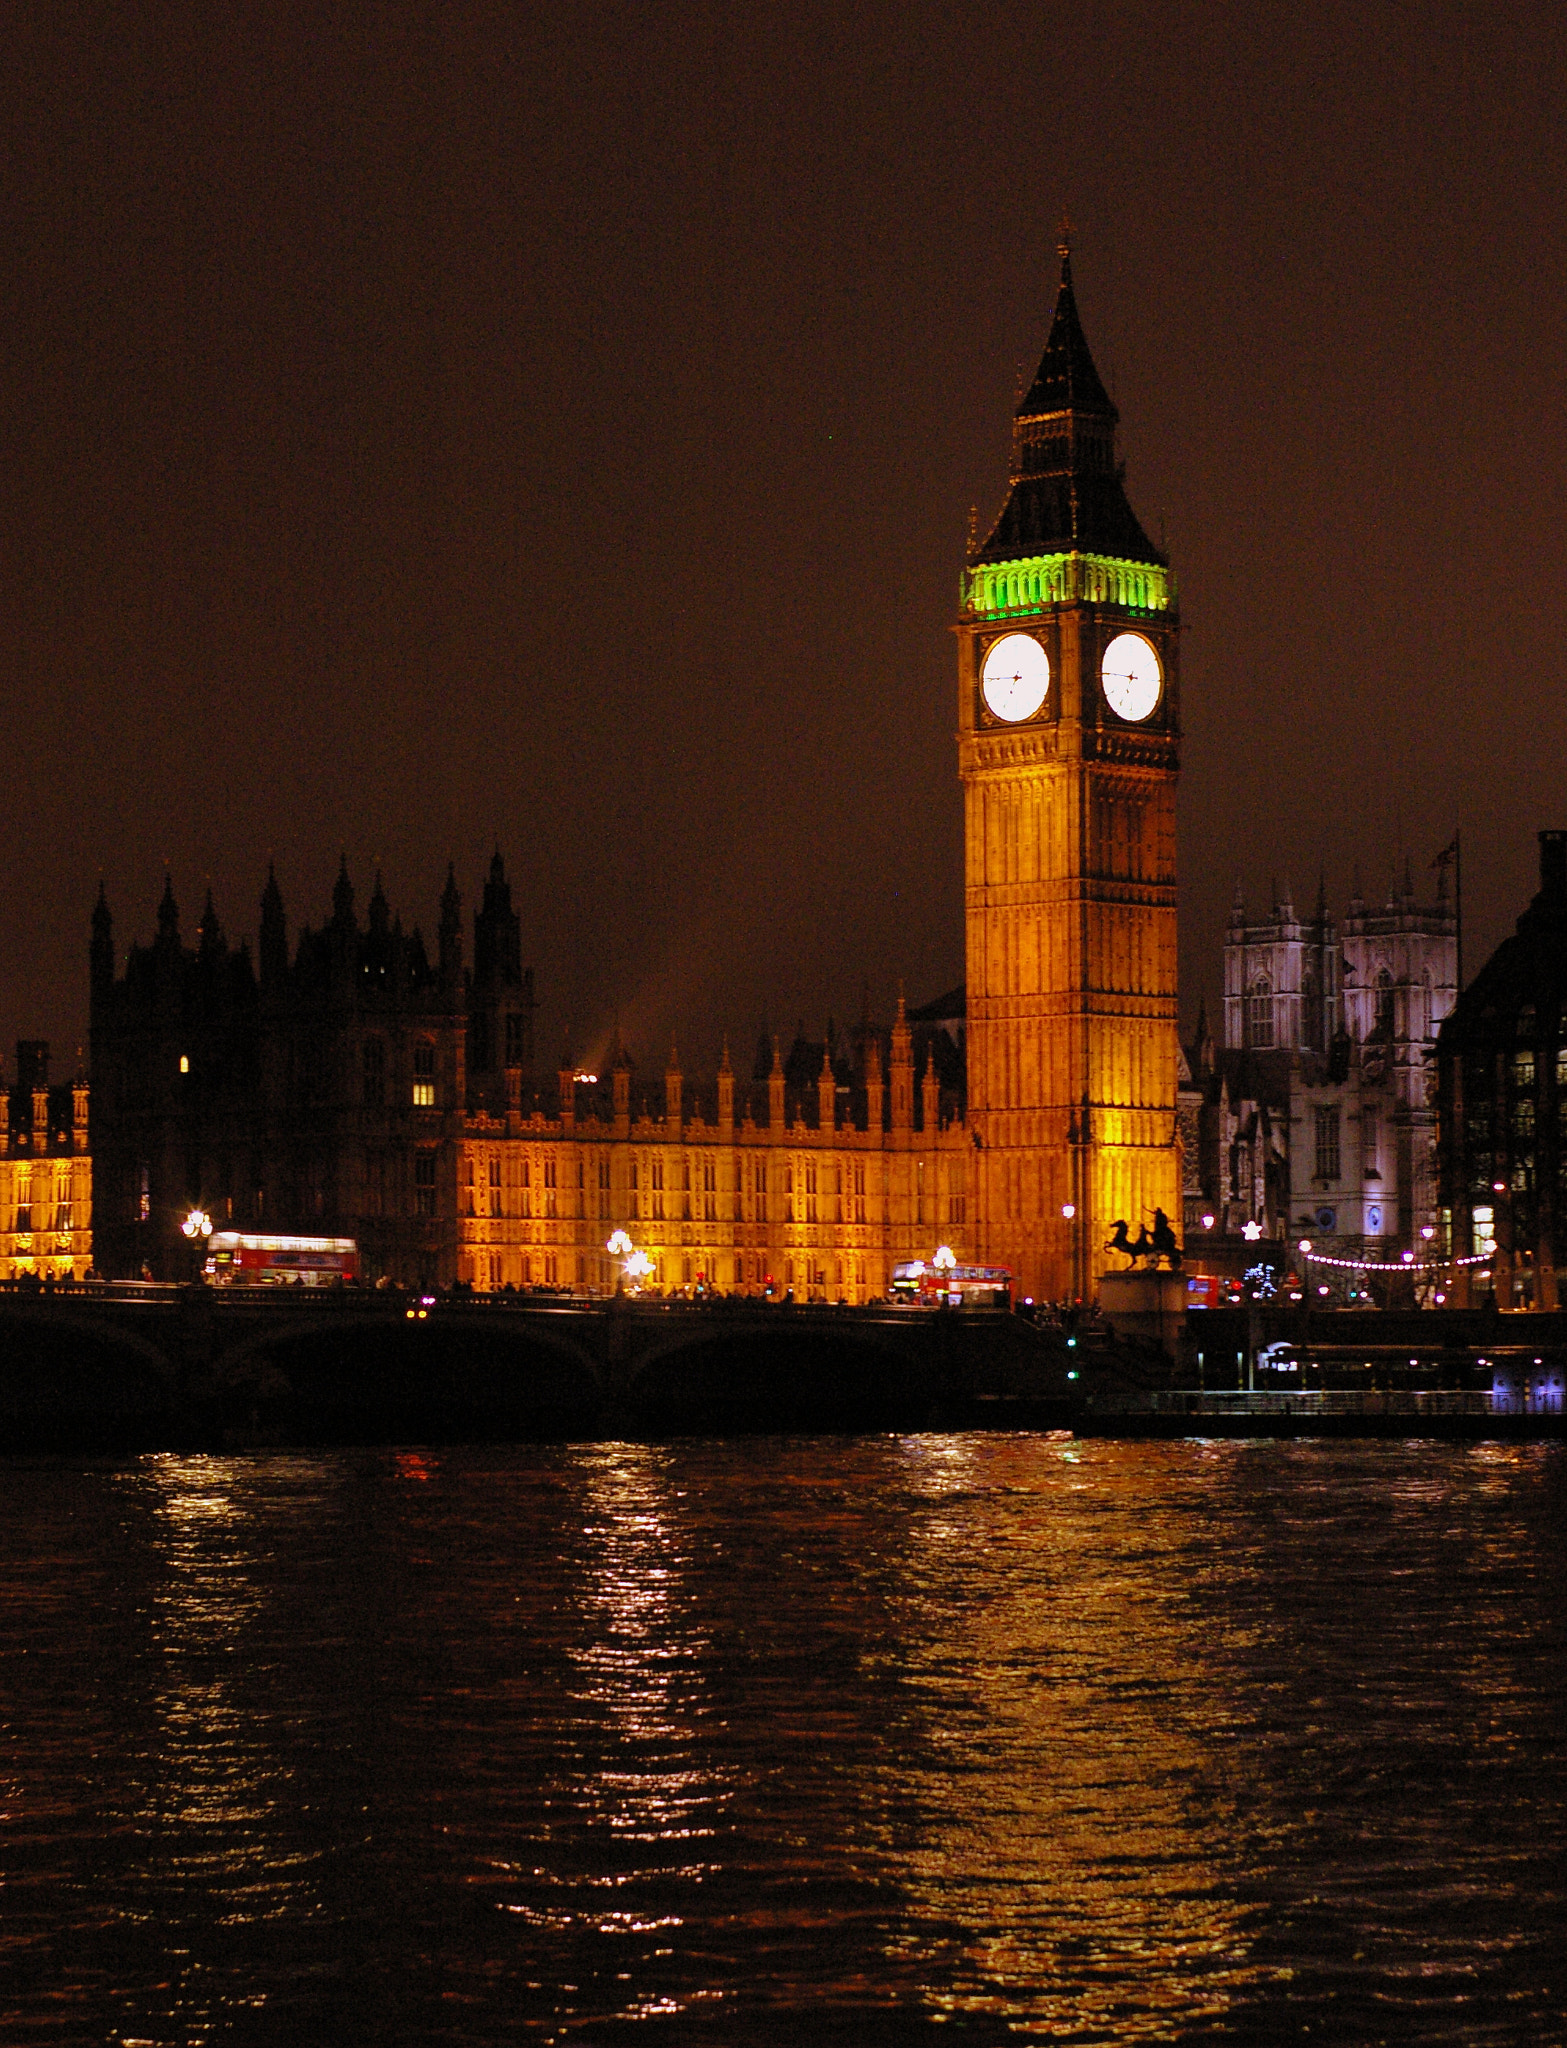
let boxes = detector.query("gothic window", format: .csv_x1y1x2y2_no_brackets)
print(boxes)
505,1013,526,1067
412,1041,436,1108
755,1160,768,1223
805,1162,818,1222
1314,1107,1341,1182
544,1156,557,1218
853,1161,866,1223
1374,969,1394,1038
1247,978,1274,1050
363,1037,386,1109
1362,1107,1378,1175
414,1152,436,1217
1513,1049,1536,1091
702,1159,716,1221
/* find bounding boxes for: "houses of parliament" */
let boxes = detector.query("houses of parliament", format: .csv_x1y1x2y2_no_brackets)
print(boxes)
38,246,1185,1300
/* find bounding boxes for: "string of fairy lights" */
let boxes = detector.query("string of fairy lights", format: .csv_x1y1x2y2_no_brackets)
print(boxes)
1298,1249,1495,1274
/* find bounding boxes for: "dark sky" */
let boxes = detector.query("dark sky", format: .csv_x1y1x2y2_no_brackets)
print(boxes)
4,1,1565,1080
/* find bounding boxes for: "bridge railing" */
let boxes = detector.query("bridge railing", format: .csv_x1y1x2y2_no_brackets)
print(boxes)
0,1277,183,1305
1148,1388,1558,1417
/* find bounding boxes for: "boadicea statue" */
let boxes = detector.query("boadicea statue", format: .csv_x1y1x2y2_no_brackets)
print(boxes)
1106,1209,1182,1269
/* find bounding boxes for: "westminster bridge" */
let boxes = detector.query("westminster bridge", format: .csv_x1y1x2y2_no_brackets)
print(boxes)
0,1282,1077,1451
4,1284,1564,1452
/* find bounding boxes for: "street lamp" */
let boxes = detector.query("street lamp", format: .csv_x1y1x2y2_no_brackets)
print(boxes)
181,1206,213,1281
606,1228,655,1294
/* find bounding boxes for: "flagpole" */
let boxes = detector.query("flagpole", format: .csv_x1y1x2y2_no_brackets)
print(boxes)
1455,828,1463,993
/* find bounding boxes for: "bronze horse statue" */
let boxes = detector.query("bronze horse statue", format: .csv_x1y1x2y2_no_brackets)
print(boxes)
1106,1208,1183,1270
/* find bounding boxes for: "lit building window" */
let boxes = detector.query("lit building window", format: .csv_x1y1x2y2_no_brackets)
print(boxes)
412,1042,436,1108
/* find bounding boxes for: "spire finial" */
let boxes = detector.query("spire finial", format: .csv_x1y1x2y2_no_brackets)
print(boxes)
1058,208,1072,262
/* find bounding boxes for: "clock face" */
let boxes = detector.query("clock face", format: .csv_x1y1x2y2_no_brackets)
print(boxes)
1100,632,1161,722
981,633,1050,723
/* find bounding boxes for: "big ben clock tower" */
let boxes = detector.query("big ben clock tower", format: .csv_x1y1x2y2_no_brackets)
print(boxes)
958,240,1180,1303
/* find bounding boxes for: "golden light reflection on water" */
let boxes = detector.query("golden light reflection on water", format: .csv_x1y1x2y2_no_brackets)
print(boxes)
561,1445,725,1904
6,1436,1559,2043
888,1435,1256,2036
121,1455,342,2035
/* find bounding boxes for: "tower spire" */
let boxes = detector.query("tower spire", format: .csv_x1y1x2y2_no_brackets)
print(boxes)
973,239,1161,567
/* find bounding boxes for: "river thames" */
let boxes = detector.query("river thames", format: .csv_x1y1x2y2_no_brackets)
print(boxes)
2,1435,1563,2043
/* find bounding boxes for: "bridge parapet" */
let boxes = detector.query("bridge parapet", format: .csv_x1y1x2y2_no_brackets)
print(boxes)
0,1285,1074,1446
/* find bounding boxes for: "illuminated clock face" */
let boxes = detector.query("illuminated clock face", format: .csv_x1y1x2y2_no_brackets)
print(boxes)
980,633,1050,722
1100,633,1162,722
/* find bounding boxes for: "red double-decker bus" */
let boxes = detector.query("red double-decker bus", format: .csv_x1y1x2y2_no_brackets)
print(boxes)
889,1261,1011,1310
204,1233,359,1286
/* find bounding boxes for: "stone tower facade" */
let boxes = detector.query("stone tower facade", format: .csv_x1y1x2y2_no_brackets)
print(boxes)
957,244,1181,1302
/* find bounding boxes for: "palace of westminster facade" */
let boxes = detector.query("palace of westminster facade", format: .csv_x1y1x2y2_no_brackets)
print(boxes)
78,856,970,1298
1,246,1478,1294
51,242,1184,1301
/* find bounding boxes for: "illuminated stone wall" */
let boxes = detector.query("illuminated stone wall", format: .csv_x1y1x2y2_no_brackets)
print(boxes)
0,1075,92,1281
456,1015,972,1302
956,613,1181,1303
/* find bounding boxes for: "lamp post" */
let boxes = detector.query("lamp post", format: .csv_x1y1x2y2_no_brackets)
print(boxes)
181,1206,213,1283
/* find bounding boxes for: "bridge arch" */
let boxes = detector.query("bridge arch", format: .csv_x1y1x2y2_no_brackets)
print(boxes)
622,1312,943,1431
0,1301,180,1451
210,1307,607,1444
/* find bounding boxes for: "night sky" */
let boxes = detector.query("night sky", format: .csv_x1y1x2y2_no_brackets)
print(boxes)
4,3,1565,1080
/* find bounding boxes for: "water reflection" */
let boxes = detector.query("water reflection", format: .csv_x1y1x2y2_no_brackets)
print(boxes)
890,1435,1254,2036
119,1455,342,2037
1,1437,1562,2044
499,1444,730,2001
